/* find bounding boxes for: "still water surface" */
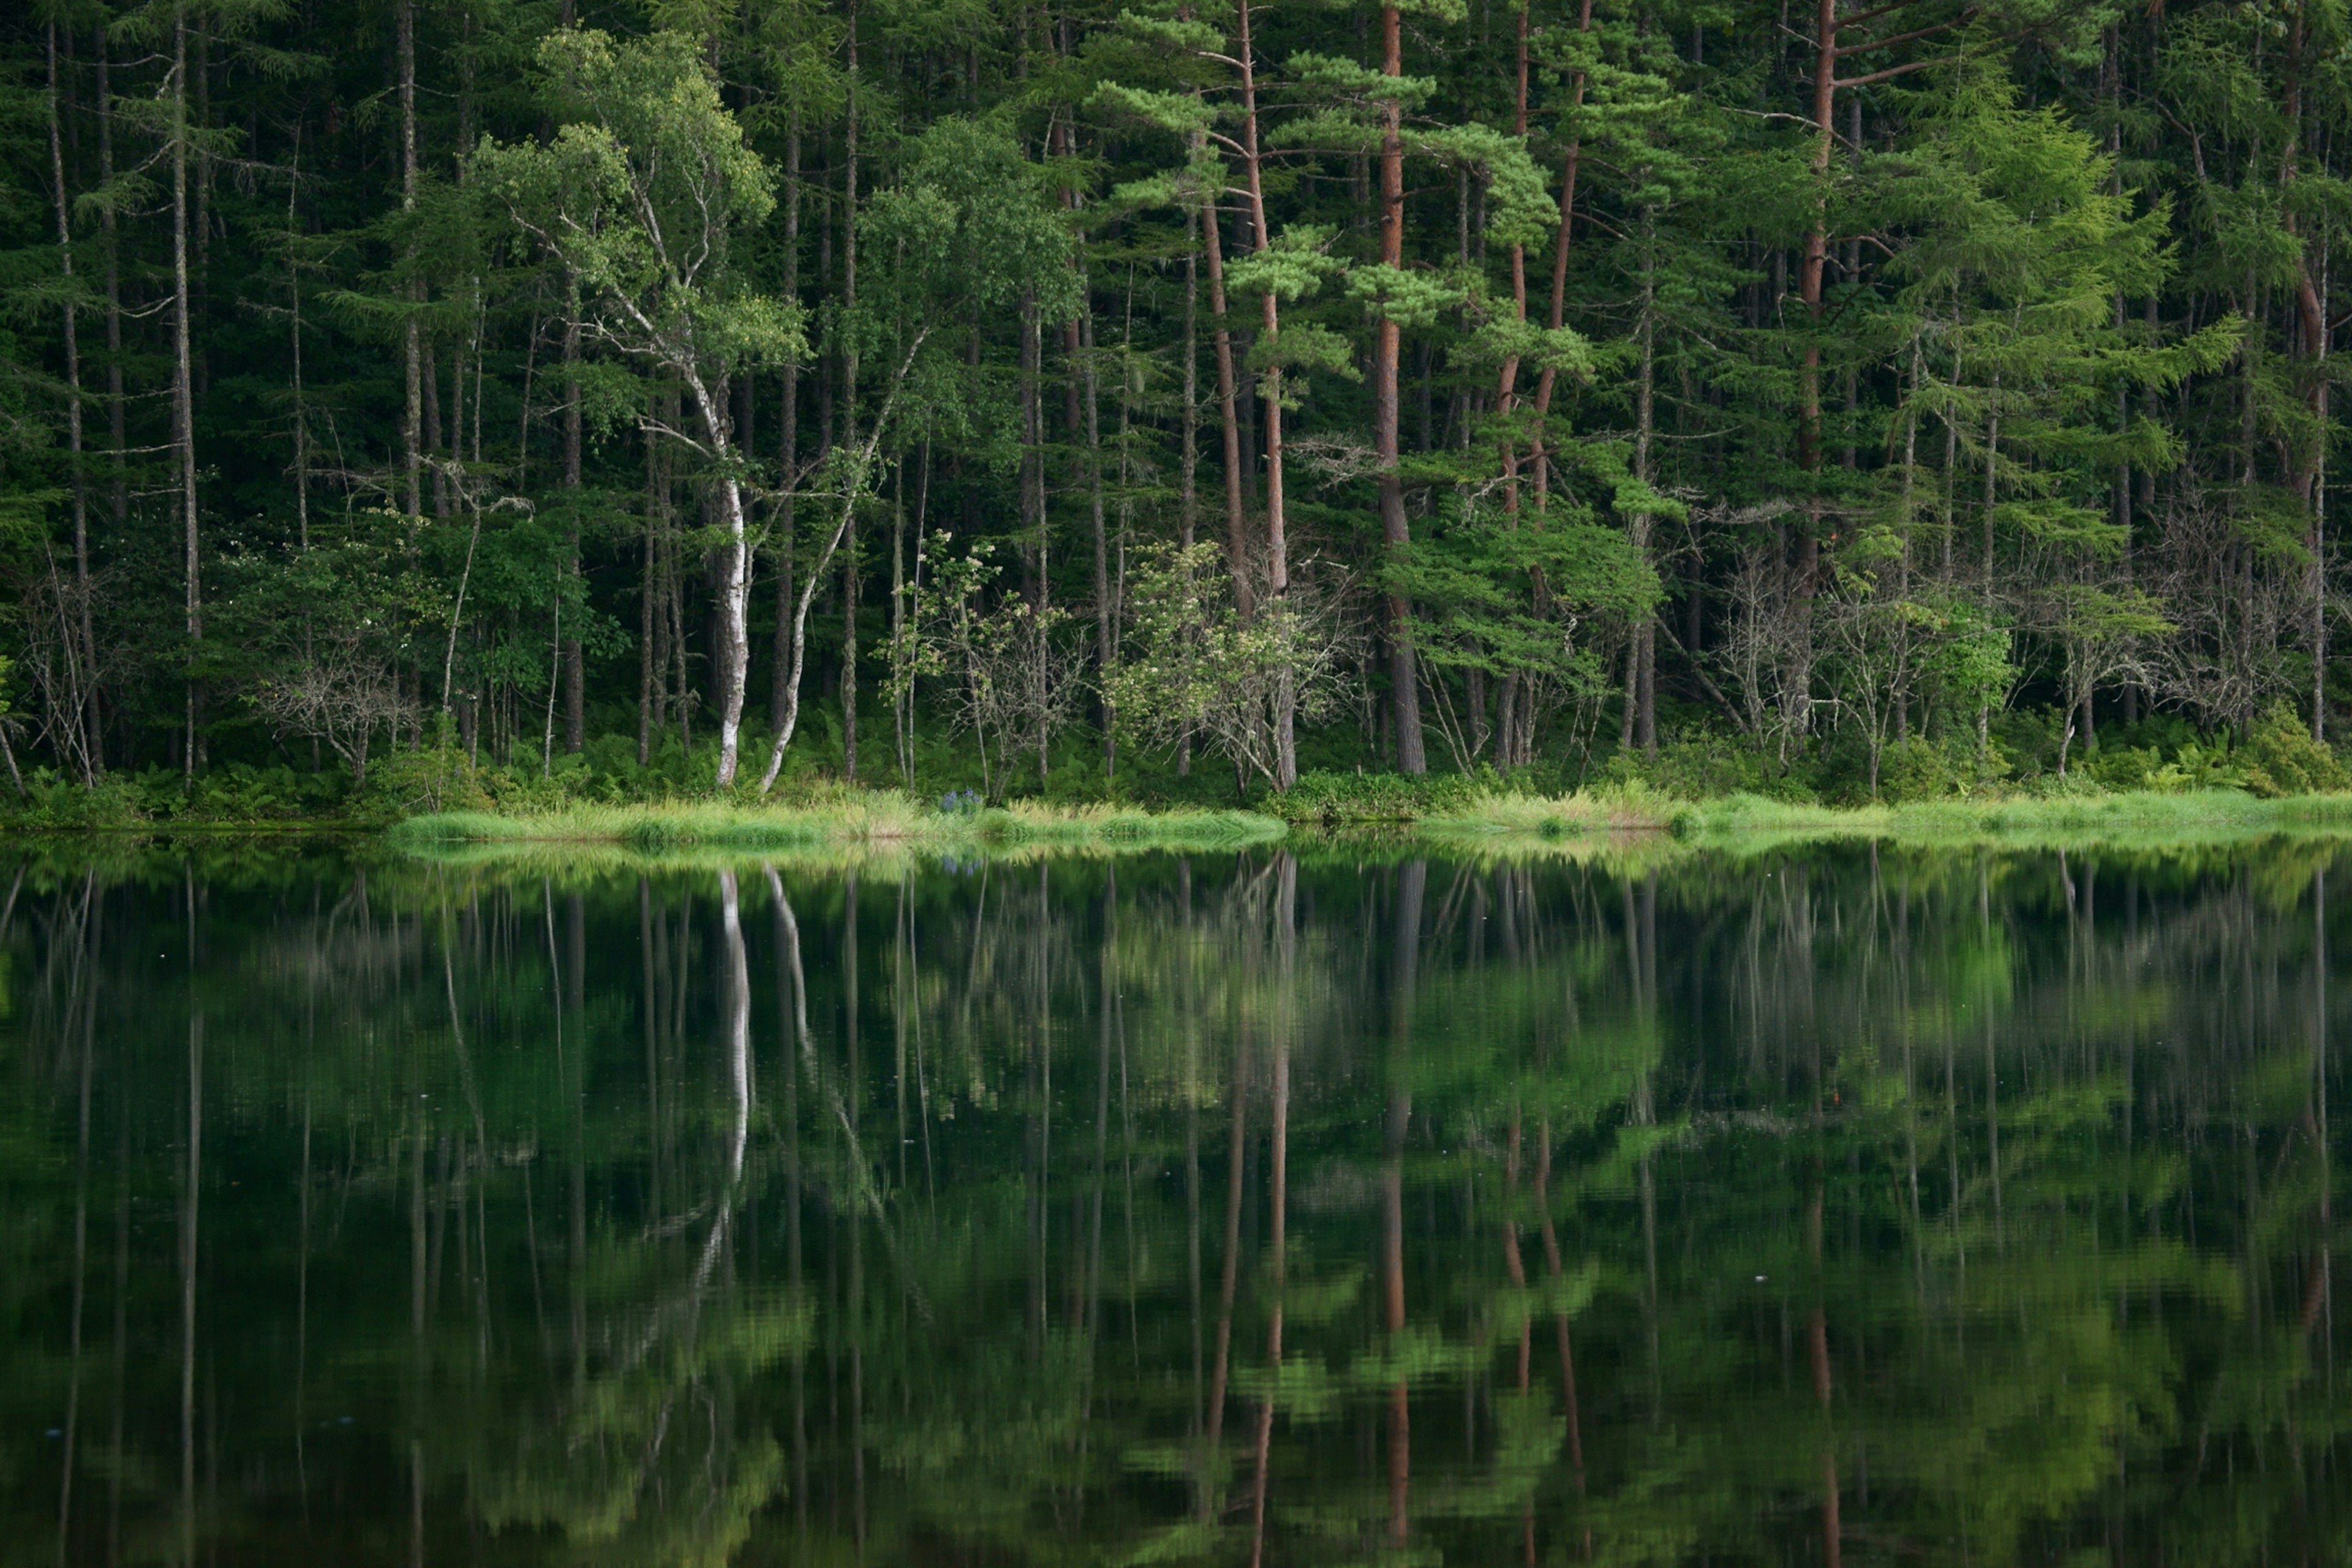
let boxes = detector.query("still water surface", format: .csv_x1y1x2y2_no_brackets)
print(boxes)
0,840,2343,1565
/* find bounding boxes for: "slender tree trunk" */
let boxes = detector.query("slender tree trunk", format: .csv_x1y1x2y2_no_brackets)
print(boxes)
172,0,202,781
1234,4,1295,790
562,285,584,752
289,134,318,769
1020,290,1049,788
1376,2,1425,774
839,12,861,783
1181,224,1200,560
97,26,126,567
1798,0,1838,596
1384,860,1422,1544
1630,220,1658,755
1248,858,1295,1568
687,368,754,788
2284,4,2330,739
47,23,96,782
400,0,421,521
1492,0,1535,766
639,429,658,766
1195,134,1253,622
1529,0,1596,514
1494,0,1530,515
756,332,932,792
1180,222,1200,777
773,117,802,733
1082,308,1115,777
1020,292,1044,609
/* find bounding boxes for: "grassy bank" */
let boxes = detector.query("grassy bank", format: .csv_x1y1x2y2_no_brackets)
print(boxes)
1420,785,2352,850
386,795,1286,862
378,783,2352,867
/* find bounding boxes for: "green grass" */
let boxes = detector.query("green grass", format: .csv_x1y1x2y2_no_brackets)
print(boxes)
140,778,2352,870
1417,785,2352,851
386,793,1287,864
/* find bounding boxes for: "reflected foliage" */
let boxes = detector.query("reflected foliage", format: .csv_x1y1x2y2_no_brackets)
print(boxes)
0,839,2346,1564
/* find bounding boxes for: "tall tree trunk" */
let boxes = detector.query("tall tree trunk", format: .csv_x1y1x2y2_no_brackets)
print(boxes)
1194,135,1253,620
47,22,97,782
1493,0,1531,514
1630,217,1658,755
1181,224,1200,564
172,0,202,781
1020,289,1049,788
840,17,861,785
562,283,584,753
1235,0,1295,790
773,116,802,733
400,0,421,521
2284,2,2330,738
1247,857,1295,1568
689,364,754,788
639,428,660,766
1376,1,1426,774
1492,0,1533,767
1798,0,1837,593
1384,860,1422,1544
1180,219,1200,777
1083,308,1115,777
1528,0,1595,514
97,25,127,581
289,131,317,768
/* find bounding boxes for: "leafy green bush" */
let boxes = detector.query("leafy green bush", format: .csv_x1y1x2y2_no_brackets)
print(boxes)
363,743,494,817
2081,744,2163,791
1602,735,1781,800
2147,741,2242,793
1274,769,1480,824
2235,701,2350,797
3,769,149,828
1872,735,1998,801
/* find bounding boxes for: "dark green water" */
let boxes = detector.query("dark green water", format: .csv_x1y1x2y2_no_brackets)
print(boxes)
0,840,2344,1566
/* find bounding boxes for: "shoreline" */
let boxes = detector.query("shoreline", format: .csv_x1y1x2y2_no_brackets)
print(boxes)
11,785,2352,859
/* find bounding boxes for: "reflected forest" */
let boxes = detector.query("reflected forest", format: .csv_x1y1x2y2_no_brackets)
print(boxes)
0,841,2345,1564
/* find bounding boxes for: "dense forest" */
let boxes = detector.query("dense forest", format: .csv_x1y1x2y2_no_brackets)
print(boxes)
0,0,2346,808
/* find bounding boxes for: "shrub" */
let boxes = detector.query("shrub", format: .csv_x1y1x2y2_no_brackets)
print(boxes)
363,742,494,817
2082,743,2163,792
4,769,148,828
2236,701,2349,797
1275,769,1479,825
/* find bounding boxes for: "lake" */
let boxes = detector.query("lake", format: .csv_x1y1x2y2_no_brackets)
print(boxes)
0,838,2343,1564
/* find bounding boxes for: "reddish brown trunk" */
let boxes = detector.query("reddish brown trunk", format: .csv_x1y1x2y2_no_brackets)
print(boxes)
1376,2,1427,773
1197,149,1254,622
1528,0,1596,514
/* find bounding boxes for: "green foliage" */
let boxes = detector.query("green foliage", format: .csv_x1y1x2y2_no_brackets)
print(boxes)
2236,701,2352,798
1269,767,1480,824
7,0,2352,817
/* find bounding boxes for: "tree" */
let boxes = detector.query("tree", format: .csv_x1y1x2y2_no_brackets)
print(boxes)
475,28,804,789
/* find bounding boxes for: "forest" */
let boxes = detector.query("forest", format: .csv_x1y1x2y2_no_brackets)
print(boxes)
0,0,2345,812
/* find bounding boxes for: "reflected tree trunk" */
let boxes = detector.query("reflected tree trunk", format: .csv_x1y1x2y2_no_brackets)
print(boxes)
1248,855,1296,1568
1386,859,1422,1546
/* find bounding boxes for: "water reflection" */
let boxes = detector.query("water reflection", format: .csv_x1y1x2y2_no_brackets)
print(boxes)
0,842,2343,1564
